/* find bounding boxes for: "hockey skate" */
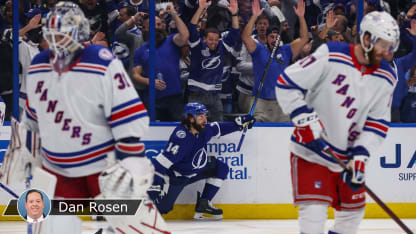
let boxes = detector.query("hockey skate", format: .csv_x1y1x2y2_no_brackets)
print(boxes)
193,192,223,220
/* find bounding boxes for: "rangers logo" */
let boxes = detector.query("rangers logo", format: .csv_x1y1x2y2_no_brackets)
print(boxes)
99,49,114,60
314,181,322,189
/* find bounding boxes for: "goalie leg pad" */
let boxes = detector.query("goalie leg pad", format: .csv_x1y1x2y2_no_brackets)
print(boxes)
0,118,42,185
104,198,171,234
31,167,57,198
298,203,328,234
33,216,82,234
330,209,365,234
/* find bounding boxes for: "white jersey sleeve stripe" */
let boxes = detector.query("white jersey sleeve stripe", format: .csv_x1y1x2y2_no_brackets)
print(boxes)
115,142,145,154
373,70,396,86
328,53,355,68
155,153,174,169
107,98,148,128
363,117,389,138
25,100,37,121
278,71,307,93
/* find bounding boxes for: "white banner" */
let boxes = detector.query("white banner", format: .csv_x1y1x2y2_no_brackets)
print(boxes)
1,125,415,206
142,125,416,205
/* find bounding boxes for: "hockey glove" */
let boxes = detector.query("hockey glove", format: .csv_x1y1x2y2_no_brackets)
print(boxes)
291,108,327,153
234,114,256,130
341,146,369,191
148,172,168,203
292,109,323,143
98,157,154,198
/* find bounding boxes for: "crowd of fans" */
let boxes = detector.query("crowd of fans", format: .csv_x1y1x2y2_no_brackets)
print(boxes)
1,0,416,123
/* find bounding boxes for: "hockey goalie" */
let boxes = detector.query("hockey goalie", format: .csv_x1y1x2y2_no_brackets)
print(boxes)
0,2,170,233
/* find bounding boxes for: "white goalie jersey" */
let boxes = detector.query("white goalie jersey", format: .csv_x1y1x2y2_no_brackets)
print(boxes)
276,42,396,172
23,45,149,177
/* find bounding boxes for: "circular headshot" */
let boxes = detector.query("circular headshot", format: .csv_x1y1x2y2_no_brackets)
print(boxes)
17,188,51,224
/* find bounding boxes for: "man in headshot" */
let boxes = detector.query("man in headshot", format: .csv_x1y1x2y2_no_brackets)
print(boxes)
24,189,47,223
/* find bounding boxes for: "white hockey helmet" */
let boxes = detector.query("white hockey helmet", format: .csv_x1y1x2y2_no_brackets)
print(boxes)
359,11,400,53
42,2,89,70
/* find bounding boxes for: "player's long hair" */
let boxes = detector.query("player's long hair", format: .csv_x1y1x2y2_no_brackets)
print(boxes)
181,115,205,133
181,115,193,130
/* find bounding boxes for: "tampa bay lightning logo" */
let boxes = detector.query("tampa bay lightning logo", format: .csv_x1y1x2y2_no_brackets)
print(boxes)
192,148,207,170
202,56,221,70
176,130,186,139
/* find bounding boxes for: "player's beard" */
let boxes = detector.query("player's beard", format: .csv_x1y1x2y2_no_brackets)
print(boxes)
192,121,206,133
368,48,384,65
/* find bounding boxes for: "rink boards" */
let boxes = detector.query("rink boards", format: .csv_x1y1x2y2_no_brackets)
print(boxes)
0,123,415,219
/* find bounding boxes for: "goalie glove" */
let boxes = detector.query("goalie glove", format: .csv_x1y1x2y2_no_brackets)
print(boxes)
98,157,154,199
234,114,256,130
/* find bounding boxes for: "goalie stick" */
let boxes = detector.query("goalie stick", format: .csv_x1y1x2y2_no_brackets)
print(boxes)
25,164,33,234
236,34,282,152
0,182,19,199
323,147,414,234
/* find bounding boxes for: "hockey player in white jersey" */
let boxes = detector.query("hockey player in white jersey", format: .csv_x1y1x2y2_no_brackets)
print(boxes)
276,11,399,234
0,2,169,234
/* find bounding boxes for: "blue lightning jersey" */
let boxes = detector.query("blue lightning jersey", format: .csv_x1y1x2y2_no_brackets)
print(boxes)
118,0,149,13
152,122,239,178
187,24,241,93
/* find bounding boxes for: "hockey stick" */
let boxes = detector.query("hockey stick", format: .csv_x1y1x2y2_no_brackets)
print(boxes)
0,182,19,198
236,35,281,152
0,169,35,234
323,147,414,234
25,164,33,234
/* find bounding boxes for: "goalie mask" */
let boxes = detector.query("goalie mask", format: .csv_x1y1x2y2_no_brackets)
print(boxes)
42,1,90,72
359,11,400,55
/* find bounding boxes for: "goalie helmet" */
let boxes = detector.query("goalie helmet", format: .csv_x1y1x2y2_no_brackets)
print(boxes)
184,102,208,119
359,11,399,54
42,1,90,72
